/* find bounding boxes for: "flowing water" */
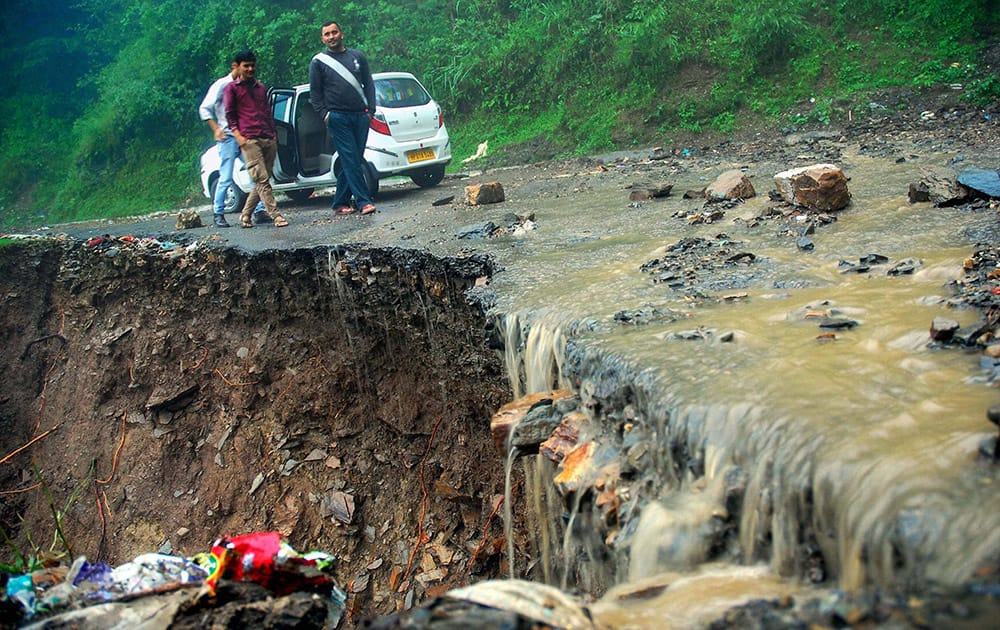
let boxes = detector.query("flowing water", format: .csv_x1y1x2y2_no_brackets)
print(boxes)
485,149,1000,623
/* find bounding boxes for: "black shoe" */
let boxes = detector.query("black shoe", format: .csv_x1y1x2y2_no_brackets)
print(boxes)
213,215,231,228
253,211,273,224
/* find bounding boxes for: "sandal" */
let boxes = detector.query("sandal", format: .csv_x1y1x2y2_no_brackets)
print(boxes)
273,215,289,228
241,216,254,228
334,205,355,215
360,204,377,215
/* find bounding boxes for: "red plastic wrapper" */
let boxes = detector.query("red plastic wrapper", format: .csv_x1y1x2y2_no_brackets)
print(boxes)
205,531,335,595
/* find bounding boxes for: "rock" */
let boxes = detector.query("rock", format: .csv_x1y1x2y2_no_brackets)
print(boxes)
957,168,1000,198
859,253,889,265
818,318,858,330
887,258,921,275
510,401,563,452
146,384,200,412
628,182,673,201
175,209,202,230
304,448,326,462
982,407,1000,460
979,435,999,460
249,472,265,495
442,579,595,630
953,321,992,346
369,579,594,629
489,390,575,454
553,441,621,496
796,237,815,251
908,171,965,205
432,195,455,206
321,491,355,525
930,316,960,341
456,222,498,239
987,405,1000,426
705,169,756,201
774,164,851,211
539,411,588,463
688,207,725,224
465,182,505,205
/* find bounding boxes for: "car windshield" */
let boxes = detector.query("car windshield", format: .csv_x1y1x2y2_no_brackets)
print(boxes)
375,77,431,108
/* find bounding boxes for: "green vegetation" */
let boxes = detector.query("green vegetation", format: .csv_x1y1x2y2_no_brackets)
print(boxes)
0,0,996,228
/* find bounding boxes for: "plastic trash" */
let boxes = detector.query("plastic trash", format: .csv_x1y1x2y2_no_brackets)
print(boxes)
110,553,207,593
6,574,35,614
205,531,336,596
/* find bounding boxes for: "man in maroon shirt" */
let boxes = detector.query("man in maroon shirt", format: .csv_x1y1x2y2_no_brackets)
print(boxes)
223,50,289,228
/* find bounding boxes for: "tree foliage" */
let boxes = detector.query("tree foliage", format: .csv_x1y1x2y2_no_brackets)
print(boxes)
0,0,996,227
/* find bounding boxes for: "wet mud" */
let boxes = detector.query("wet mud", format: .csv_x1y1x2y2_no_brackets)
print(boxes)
0,240,510,625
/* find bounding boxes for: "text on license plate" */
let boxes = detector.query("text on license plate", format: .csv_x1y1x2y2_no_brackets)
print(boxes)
407,148,435,163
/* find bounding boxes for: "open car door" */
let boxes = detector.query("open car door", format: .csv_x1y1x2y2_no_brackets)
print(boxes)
269,88,299,182
293,89,332,177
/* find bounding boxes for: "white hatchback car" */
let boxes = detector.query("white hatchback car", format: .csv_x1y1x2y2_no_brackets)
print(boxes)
200,71,452,213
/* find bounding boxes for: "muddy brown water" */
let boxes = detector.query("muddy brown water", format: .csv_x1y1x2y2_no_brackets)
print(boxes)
3,132,1000,626
485,150,1000,625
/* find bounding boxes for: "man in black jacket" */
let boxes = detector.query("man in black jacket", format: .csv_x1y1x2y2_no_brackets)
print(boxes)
309,21,377,216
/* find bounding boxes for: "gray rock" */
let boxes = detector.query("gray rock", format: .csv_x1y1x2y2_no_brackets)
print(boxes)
957,168,1000,198
510,399,563,450
930,317,960,341
456,222,498,239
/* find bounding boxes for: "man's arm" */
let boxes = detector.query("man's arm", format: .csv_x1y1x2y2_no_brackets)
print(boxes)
359,54,376,116
223,83,246,146
199,78,226,141
308,60,328,121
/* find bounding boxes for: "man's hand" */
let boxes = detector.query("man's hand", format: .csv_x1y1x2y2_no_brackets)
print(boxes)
213,127,226,142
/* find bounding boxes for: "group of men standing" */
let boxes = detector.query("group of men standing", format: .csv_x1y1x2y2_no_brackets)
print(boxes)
197,21,376,229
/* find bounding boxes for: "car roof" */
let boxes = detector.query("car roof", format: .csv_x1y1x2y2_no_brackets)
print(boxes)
287,72,419,93
372,72,418,81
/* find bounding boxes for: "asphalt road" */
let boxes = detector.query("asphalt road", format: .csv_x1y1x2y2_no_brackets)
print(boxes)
38,174,473,254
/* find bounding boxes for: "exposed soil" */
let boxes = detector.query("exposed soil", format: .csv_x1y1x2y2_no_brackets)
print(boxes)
2,85,1000,628
0,243,510,626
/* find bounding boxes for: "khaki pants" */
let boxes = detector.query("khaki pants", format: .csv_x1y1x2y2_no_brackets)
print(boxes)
239,138,278,221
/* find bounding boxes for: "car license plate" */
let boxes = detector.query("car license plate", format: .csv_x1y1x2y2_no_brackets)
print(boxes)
407,148,435,163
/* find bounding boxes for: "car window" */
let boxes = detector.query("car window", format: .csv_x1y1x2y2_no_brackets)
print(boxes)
272,92,292,123
374,77,431,108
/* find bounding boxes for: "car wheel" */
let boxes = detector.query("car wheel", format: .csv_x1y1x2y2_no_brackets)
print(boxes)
210,177,248,214
409,164,445,188
284,188,315,203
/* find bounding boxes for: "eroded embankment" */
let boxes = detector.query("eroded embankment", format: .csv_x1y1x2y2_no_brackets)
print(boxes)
0,238,510,622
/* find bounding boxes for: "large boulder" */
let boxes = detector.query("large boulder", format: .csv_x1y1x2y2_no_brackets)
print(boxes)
465,182,505,205
908,170,965,205
774,164,851,211
705,169,755,201
957,168,1000,199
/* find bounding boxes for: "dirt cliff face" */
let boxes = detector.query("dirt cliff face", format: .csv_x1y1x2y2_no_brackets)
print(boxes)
0,239,509,621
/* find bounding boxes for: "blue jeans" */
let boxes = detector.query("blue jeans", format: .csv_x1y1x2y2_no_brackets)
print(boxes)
214,134,264,215
328,111,372,209
213,135,239,216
